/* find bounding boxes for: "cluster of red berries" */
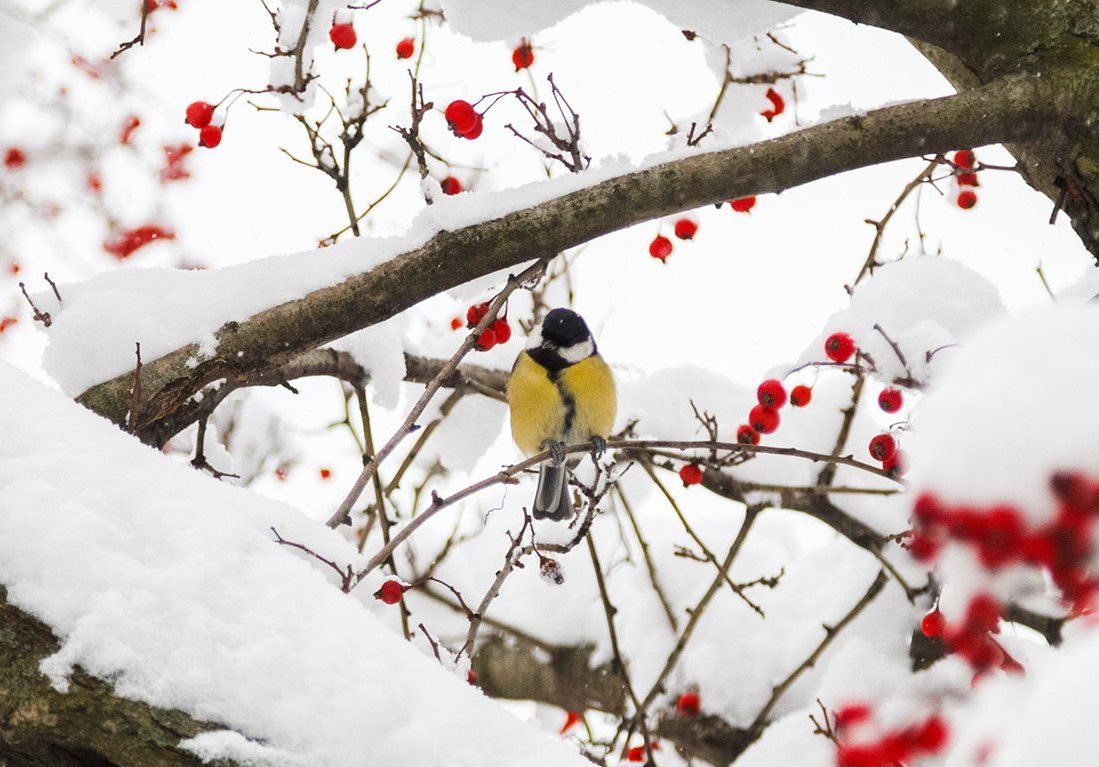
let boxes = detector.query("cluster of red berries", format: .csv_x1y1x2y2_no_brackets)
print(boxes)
330,19,357,50
103,224,175,260
911,473,1099,610
3,147,26,169
184,101,223,148
512,39,534,71
649,218,700,262
834,706,948,767
396,36,415,59
760,88,785,122
675,691,700,716
445,100,484,140
952,149,979,210
465,302,512,351
919,597,1023,675
739,378,792,446
374,578,408,605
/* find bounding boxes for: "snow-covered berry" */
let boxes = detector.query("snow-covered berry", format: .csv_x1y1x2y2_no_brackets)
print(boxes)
730,196,756,213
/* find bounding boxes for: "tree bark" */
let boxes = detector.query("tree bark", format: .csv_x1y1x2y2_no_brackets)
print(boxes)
78,76,1059,441
0,589,220,767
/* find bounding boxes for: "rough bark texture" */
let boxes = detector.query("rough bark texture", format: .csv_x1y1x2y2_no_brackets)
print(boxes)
79,76,1057,443
0,590,219,767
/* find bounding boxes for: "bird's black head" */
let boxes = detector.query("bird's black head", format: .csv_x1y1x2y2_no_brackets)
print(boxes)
541,308,591,348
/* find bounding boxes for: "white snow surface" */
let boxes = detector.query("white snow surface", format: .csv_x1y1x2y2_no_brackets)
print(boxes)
788,256,1006,384
39,142,760,397
0,362,590,767
438,0,797,45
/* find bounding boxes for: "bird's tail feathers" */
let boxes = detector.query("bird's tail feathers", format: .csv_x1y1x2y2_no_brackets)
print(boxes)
533,463,573,520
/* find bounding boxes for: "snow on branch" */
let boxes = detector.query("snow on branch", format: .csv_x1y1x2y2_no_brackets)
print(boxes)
73,74,1056,443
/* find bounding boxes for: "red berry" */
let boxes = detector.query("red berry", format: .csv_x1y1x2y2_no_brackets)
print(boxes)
185,101,214,128
274,467,287,481
957,171,980,187
475,327,497,351
462,114,484,139
679,464,703,486
560,710,582,734
673,218,698,240
440,176,463,195
450,317,462,331
916,716,949,753
0,316,17,334
878,388,903,413
467,670,478,685
491,318,511,344
625,746,646,763
836,744,882,767
729,196,756,213
789,385,812,407
825,332,856,363
3,147,26,168
329,22,357,49
675,692,700,716
921,609,945,637
649,234,673,262
756,379,787,409
7,261,20,275
883,449,908,477
748,404,780,434
373,579,406,605
834,703,872,730
466,302,489,327
512,42,534,71
965,594,1001,633
760,87,785,122
953,149,976,168
319,467,332,479
909,532,939,562
736,423,760,445
444,100,479,136
396,37,415,59
198,124,222,149
957,190,978,210
869,433,897,461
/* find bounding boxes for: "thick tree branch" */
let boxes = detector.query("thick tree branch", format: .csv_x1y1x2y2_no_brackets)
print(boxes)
78,75,1057,440
0,589,220,767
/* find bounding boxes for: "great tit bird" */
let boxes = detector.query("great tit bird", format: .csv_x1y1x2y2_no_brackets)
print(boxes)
507,308,617,520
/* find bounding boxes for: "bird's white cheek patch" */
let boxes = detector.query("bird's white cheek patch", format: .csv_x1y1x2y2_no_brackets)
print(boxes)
559,339,594,363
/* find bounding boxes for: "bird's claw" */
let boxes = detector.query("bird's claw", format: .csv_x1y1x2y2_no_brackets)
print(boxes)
543,440,566,467
590,436,607,460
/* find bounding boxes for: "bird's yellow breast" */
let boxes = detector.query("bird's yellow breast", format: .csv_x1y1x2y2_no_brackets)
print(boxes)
507,352,616,455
